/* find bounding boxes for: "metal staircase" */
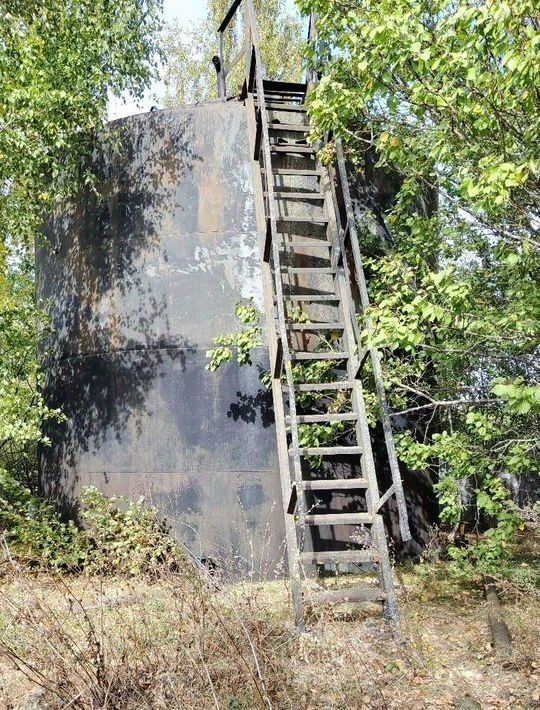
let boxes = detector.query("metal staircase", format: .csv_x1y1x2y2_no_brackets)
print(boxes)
217,0,411,628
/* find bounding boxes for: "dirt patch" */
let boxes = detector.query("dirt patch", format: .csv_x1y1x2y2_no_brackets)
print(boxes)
0,564,538,709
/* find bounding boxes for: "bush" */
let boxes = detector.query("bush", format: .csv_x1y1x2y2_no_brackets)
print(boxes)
0,469,85,569
0,474,185,575
79,487,185,575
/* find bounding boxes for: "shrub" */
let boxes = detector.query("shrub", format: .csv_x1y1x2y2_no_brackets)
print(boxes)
0,469,85,569
79,487,186,575
0,475,185,575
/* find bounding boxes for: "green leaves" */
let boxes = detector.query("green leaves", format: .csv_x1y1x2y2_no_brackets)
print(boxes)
1,1,162,233
306,0,540,226
206,300,264,372
491,378,540,416
0,469,86,569
302,0,540,568
0,477,184,573
0,271,65,456
78,487,185,575
0,2,162,488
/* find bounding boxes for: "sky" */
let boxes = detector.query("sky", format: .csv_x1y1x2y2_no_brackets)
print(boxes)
163,0,205,24
108,0,205,119
108,0,301,120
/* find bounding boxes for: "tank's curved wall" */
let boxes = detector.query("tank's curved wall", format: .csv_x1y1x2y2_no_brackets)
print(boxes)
37,102,284,575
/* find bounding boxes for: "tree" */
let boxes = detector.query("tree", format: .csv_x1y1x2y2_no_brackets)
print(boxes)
163,0,304,106
0,0,162,483
299,0,540,569
1,0,162,257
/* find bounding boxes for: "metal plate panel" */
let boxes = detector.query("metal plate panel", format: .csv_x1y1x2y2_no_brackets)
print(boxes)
38,103,284,575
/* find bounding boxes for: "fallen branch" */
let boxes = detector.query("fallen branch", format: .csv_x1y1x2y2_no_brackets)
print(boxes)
390,398,499,417
61,593,146,614
484,577,512,661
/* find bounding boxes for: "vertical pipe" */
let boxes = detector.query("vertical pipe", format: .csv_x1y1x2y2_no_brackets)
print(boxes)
244,1,251,85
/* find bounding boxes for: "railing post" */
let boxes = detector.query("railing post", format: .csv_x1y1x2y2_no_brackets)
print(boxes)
217,32,226,98
306,12,319,87
244,4,251,87
245,0,305,628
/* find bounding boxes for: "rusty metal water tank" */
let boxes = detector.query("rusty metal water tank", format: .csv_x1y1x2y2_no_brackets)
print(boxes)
37,102,285,575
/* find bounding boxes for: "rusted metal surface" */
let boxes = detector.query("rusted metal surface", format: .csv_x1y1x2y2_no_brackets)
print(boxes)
37,102,285,577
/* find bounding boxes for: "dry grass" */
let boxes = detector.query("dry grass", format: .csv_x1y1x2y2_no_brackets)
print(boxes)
0,555,538,710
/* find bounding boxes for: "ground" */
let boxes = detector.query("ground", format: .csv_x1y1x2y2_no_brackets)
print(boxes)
0,555,538,710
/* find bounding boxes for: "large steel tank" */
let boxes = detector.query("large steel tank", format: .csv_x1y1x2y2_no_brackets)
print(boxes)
37,102,285,575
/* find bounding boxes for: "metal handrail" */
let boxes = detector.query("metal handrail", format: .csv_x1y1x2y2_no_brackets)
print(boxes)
218,0,242,33
216,0,249,98
306,13,411,542
333,140,411,542
306,12,319,87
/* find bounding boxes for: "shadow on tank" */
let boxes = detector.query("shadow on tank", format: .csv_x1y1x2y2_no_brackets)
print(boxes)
39,111,203,506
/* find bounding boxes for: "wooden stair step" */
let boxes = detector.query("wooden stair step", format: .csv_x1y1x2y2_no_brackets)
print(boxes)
289,322,344,331
271,138,310,146
300,549,376,564
290,351,347,361
288,412,357,424
263,92,306,98
262,90,305,101
292,446,362,456
279,240,331,249
262,168,322,176
262,97,305,103
307,585,386,605
262,84,306,92
267,91,304,99
302,478,368,490
263,102,308,112
268,123,310,132
265,192,324,200
295,381,354,391
303,512,372,525
270,145,315,154
263,79,307,92
284,294,340,302
274,215,328,223
282,267,336,275
263,93,306,100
